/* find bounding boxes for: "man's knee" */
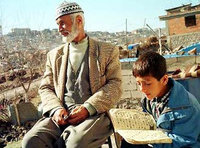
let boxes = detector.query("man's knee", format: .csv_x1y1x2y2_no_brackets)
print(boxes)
65,134,86,148
22,134,47,148
59,129,86,148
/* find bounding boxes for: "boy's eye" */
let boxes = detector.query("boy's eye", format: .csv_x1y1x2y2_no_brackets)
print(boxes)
144,82,151,86
146,83,151,85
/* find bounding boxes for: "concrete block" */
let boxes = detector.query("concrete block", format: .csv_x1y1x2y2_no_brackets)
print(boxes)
8,102,39,125
121,90,143,99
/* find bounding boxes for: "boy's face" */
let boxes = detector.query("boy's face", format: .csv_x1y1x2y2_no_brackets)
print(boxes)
135,75,168,100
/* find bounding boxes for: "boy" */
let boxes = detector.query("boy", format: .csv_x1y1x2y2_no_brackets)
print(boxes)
121,51,200,148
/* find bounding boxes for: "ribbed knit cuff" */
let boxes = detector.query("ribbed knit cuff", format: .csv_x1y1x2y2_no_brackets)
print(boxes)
83,102,97,116
49,107,64,117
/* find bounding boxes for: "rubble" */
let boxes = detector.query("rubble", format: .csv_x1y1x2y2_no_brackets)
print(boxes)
0,120,36,147
0,76,6,84
0,98,40,147
188,48,197,55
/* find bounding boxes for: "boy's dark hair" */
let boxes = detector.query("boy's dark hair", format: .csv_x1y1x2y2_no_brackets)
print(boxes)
132,51,167,80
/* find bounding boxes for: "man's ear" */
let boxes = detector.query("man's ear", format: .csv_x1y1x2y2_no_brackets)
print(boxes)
76,15,82,25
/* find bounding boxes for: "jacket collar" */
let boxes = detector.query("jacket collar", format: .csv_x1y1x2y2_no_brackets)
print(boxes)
88,37,101,93
168,78,191,108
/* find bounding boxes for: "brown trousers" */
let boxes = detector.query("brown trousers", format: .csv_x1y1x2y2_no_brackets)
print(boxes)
22,113,112,148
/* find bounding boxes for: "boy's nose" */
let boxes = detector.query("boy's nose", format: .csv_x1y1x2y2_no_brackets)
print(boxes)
140,85,147,93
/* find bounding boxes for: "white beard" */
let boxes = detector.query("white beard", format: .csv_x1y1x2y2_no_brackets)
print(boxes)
62,22,79,43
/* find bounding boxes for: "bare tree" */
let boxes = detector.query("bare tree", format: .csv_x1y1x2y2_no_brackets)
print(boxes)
0,32,47,102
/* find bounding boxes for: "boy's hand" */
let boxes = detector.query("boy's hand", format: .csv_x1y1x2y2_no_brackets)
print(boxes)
68,106,89,125
52,108,69,125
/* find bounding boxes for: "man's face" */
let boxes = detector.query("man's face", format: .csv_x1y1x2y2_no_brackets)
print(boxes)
56,15,79,43
135,75,168,100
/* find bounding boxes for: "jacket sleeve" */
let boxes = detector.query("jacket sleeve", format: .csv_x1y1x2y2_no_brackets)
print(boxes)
85,46,122,113
38,52,63,116
153,106,200,148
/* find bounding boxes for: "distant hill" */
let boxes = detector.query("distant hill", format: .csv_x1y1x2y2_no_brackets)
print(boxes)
1,27,166,53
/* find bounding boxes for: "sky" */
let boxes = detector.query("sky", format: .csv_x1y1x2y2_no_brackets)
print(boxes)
0,0,200,34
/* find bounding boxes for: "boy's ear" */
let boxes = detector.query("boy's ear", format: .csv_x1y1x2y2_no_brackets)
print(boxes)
161,74,168,85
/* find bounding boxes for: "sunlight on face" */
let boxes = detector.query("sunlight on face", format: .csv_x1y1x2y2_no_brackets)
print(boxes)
64,20,79,43
56,15,79,43
136,75,167,100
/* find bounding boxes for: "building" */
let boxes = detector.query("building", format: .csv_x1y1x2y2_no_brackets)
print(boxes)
11,28,31,35
159,3,200,49
0,25,2,36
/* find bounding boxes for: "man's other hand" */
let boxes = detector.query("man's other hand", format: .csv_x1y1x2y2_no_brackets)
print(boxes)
52,108,69,126
68,106,89,125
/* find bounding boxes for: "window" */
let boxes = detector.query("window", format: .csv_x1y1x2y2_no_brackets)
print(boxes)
185,15,196,27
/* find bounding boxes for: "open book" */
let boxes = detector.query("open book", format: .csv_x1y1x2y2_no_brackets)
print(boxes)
109,109,172,144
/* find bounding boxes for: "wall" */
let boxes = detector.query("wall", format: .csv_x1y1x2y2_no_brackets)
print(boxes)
167,14,200,36
168,31,200,49
117,63,143,109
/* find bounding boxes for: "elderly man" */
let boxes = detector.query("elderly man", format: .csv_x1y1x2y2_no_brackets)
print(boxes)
22,1,122,148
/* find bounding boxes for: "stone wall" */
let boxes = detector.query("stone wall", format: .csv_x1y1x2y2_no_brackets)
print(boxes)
168,32,200,49
117,63,143,109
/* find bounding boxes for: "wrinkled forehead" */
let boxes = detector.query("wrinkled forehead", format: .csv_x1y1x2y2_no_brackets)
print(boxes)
56,15,72,23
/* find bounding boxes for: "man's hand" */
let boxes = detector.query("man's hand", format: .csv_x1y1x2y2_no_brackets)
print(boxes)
52,108,69,126
68,106,89,125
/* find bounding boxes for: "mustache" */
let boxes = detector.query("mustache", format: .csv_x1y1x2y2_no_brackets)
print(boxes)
62,30,70,34
60,30,70,36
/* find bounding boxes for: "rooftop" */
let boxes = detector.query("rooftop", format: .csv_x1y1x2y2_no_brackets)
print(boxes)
160,3,200,21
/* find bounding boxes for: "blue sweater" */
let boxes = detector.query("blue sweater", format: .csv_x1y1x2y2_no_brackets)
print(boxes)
142,78,200,148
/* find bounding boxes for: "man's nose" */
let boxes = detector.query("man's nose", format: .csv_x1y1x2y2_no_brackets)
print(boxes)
58,25,63,32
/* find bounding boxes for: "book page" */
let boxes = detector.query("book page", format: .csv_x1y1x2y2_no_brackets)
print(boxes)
109,109,172,144
117,130,172,144
109,109,156,131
